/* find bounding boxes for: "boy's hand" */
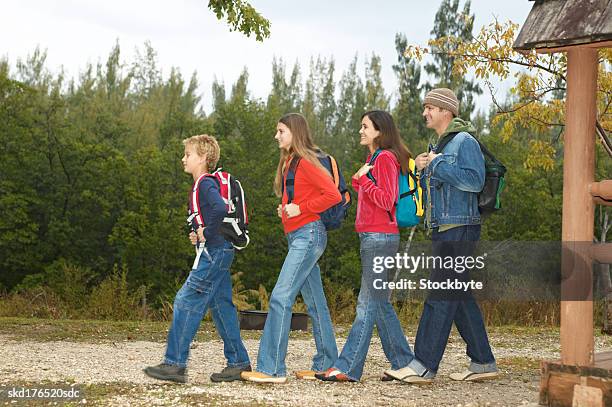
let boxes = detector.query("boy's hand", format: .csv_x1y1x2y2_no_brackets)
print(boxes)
196,226,206,243
284,203,301,218
189,231,198,245
277,204,283,218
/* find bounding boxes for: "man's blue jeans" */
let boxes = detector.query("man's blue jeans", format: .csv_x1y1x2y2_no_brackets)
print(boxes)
256,220,337,377
334,232,414,381
164,240,250,369
409,225,496,377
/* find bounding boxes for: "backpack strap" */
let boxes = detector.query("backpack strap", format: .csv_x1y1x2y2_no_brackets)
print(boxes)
188,173,210,229
328,155,340,188
408,158,424,216
282,156,301,204
399,170,419,199
366,148,382,183
434,132,459,153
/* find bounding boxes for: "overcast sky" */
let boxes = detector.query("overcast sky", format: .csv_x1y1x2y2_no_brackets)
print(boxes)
1,1,532,114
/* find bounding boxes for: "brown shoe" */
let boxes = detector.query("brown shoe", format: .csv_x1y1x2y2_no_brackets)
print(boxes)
295,370,320,380
241,371,287,383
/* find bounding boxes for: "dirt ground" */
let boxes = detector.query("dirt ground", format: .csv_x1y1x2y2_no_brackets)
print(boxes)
1,319,610,406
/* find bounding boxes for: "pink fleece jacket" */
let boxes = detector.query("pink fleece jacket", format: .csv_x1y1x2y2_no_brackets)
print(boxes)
351,149,399,233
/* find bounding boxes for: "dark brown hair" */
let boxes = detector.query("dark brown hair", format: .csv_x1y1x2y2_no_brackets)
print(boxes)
361,110,413,174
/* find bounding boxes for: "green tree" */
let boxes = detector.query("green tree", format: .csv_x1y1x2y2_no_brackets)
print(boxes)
424,0,482,120
392,33,427,153
267,58,302,115
207,0,271,41
364,54,389,111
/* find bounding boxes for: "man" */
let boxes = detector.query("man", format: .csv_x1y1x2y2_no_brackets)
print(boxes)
385,88,498,384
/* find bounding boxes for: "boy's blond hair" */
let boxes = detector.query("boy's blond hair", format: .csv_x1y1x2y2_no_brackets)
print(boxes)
182,134,220,171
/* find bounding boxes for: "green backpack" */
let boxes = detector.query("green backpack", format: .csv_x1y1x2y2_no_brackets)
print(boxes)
436,132,506,214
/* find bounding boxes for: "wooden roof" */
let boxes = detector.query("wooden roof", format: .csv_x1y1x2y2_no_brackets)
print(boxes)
513,0,612,51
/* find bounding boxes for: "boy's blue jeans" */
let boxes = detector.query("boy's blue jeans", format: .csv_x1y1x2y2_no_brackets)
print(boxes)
334,232,414,381
409,225,496,377
164,240,250,368
256,220,337,377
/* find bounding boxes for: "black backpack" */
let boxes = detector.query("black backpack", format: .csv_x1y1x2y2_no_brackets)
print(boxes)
188,170,250,250
282,151,351,230
435,132,506,214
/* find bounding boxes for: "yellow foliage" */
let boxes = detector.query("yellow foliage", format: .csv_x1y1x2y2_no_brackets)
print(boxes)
525,140,556,172
403,18,611,167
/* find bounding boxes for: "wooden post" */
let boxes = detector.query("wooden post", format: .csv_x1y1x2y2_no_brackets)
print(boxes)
561,48,598,367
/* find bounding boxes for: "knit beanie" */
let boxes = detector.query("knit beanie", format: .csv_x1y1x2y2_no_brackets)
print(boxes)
423,88,459,117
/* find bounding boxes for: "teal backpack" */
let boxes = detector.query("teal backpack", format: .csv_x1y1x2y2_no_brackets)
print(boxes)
366,149,424,227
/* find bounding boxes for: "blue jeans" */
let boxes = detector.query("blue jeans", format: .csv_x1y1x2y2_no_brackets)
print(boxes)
256,220,337,377
334,232,414,380
164,240,250,368
409,225,496,377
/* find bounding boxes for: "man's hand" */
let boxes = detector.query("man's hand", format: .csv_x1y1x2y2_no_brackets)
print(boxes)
427,152,440,162
189,231,198,245
415,152,430,170
284,203,301,218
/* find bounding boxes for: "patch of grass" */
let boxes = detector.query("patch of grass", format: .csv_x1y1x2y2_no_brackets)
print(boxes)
497,356,541,372
0,317,348,343
0,317,171,342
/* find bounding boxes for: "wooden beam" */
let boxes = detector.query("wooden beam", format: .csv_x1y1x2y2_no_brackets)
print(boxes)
516,40,612,55
593,197,612,207
590,181,612,200
561,48,598,367
592,243,612,264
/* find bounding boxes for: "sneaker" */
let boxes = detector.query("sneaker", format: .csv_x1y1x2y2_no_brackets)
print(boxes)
383,366,432,384
241,371,287,383
144,363,186,383
449,370,499,381
315,368,356,382
295,370,319,380
210,365,252,382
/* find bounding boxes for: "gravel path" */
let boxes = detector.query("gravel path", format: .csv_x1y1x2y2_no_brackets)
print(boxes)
2,330,609,406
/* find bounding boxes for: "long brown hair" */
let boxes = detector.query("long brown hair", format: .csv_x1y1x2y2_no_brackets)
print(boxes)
362,110,413,174
273,113,331,197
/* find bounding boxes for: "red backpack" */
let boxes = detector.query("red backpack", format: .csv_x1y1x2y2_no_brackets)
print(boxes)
188,169,250,250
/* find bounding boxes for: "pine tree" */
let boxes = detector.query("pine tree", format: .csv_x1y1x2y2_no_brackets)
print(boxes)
392,33,428,151
425,0,482,120
364,53,389,111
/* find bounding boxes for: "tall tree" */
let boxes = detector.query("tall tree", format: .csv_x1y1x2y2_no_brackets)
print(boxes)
333,55,365,168
424,0,482,120
267,58,302,115
302,56,336,144
392,33,428,151
364,53,389,111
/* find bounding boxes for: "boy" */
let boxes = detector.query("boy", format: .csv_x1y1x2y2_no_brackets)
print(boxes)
144,134,251,383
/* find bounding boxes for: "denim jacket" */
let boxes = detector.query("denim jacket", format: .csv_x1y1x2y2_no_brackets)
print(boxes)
422,131,485,228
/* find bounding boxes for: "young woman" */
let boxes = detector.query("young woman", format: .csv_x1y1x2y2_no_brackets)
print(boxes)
316,110,415,382
241,113,341,383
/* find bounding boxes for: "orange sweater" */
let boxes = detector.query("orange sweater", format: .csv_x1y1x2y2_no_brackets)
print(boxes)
281,157,342,234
